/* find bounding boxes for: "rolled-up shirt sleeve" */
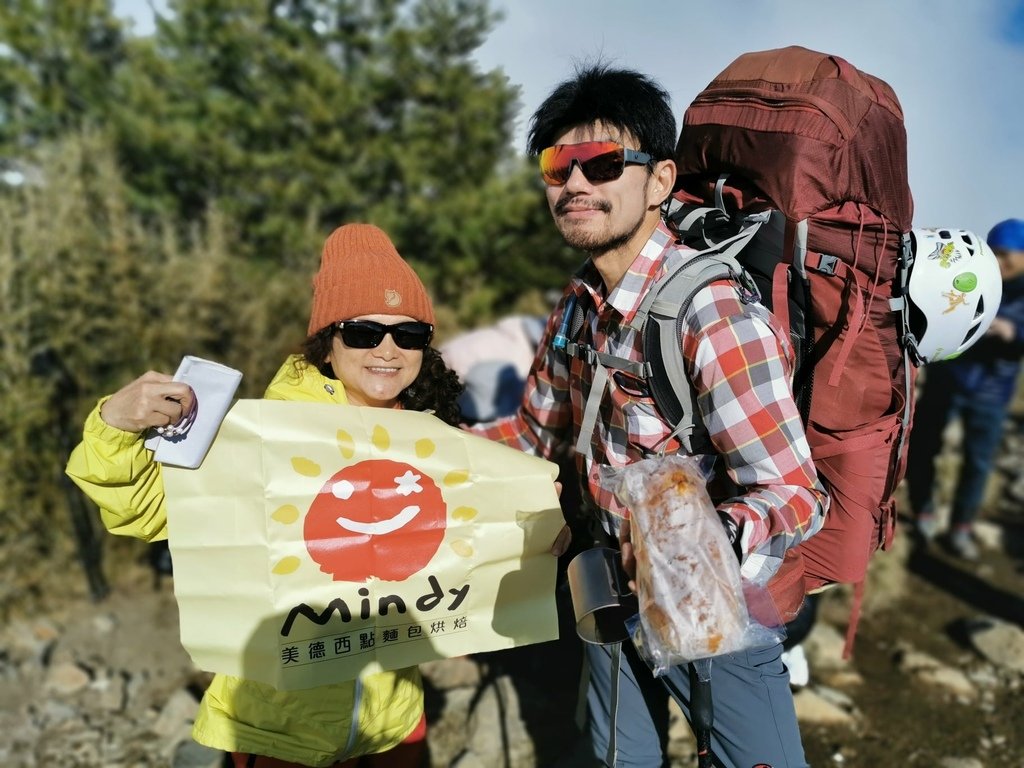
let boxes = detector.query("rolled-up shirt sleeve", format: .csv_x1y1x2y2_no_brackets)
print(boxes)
685,282,829,583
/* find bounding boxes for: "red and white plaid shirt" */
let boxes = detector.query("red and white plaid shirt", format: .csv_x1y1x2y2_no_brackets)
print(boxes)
471,221,828,584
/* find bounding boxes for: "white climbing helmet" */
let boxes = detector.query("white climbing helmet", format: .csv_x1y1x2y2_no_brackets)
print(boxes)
903,228,1002,364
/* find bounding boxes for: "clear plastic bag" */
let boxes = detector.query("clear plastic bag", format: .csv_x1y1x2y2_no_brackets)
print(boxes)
603,454,782,676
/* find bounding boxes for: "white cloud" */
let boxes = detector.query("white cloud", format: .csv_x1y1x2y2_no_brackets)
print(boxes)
473,0,1024,236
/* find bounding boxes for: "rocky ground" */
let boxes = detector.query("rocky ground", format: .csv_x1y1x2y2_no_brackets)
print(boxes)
5,412,1024,768
1,501,1022,768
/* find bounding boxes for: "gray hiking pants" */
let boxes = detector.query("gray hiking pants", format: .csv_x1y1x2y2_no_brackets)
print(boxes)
584,638,808,768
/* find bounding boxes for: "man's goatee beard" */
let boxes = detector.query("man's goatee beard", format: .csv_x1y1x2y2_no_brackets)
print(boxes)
561,215,647,258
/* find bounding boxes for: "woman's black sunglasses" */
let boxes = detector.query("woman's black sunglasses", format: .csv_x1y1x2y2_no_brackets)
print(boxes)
335,320,434,350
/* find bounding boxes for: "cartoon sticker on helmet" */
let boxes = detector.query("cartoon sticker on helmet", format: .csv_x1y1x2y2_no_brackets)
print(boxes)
952,272,978,292
304,458,448,582
928,240,961,269
941,290,970,314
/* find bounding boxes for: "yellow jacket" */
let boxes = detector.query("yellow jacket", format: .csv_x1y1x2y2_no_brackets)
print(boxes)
66,356,423,766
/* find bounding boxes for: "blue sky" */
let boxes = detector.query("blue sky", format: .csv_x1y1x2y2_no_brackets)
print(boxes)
115,0,1024,236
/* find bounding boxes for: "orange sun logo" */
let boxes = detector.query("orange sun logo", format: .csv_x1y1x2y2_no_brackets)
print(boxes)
303,459,448,582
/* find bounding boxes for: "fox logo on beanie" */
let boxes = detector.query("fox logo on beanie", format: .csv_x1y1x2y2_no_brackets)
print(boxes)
307,223,436,336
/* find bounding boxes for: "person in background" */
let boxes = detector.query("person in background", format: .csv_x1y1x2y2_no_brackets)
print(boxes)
468,64,828,768
440,315,547,424
908,218,1024,560
67,223,461,768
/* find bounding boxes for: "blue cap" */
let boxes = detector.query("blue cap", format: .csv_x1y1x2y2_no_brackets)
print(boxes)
987,218,1024,250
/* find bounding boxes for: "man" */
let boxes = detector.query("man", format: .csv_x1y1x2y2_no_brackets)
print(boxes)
470,65,828,768
909,218,1024,560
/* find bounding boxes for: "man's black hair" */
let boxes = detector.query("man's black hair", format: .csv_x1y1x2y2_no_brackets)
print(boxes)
526,64,677,161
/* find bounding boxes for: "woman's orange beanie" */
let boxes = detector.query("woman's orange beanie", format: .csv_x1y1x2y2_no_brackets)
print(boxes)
307,223,436,336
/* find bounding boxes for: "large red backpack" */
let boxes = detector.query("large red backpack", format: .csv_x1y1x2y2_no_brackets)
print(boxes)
668,46,918,653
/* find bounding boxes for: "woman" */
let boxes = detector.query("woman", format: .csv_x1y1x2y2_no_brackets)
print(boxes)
67,224,467,767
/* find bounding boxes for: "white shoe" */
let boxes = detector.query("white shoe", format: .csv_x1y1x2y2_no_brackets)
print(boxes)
782,644,810,689
915,514,940,541
946,528,980,561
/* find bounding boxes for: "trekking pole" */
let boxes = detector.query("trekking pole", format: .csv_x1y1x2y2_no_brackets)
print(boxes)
689,658,714,768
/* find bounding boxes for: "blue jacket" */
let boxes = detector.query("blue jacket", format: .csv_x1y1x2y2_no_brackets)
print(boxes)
944,273,1024,406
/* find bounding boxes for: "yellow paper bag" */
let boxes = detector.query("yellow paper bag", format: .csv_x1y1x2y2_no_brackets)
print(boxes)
162,400,562,690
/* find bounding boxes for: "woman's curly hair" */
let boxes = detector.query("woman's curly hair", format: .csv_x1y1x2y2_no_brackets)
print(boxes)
301,326,464,426
400,346,463,426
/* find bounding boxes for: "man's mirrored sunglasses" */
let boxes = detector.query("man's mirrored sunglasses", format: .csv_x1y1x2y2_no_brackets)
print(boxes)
538,141,653,186
335,320,434,350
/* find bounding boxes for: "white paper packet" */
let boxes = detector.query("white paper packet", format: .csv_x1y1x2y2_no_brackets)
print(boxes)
144,355,242,469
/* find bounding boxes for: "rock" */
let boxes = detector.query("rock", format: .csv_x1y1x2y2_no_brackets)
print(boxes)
1003,473,1024,503
792,688,857,726
666,698,698,766
421,656,482,690
1,618,59,665
820,670,865,688
151,688,199,738
667,698,695,747
170,735,223,768
34,698,82,728
813,684,857,713
92,613,118,635
37,726,101,766
895,646,942,674
828,746,851,763
90,669,128,712
44,661,91,695
449,751,488,768
29,618,62,644
425,685,475,767
125,668,151,705
937,758,984,768
1,708,40,764
971,521,1004,551
966,665,1001,689
918,667,978,701
465,676,533,766
966,618,1024,674
803,622,853,673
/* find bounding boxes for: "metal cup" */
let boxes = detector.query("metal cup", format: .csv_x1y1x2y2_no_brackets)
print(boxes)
566,547,638,645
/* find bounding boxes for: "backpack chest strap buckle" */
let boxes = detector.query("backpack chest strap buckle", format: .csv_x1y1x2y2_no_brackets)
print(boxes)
567,341,649,378
565,341,594,364
807,252,841,276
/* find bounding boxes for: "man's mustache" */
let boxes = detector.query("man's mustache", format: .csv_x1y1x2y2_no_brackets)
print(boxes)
554,194,611,216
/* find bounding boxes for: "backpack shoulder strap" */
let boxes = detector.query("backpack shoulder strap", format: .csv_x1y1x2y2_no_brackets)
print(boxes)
560,216,767,459
558,295,651,459
639,218,766,454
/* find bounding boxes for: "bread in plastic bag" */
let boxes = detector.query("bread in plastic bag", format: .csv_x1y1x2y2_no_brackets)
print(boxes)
604,454,781,675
